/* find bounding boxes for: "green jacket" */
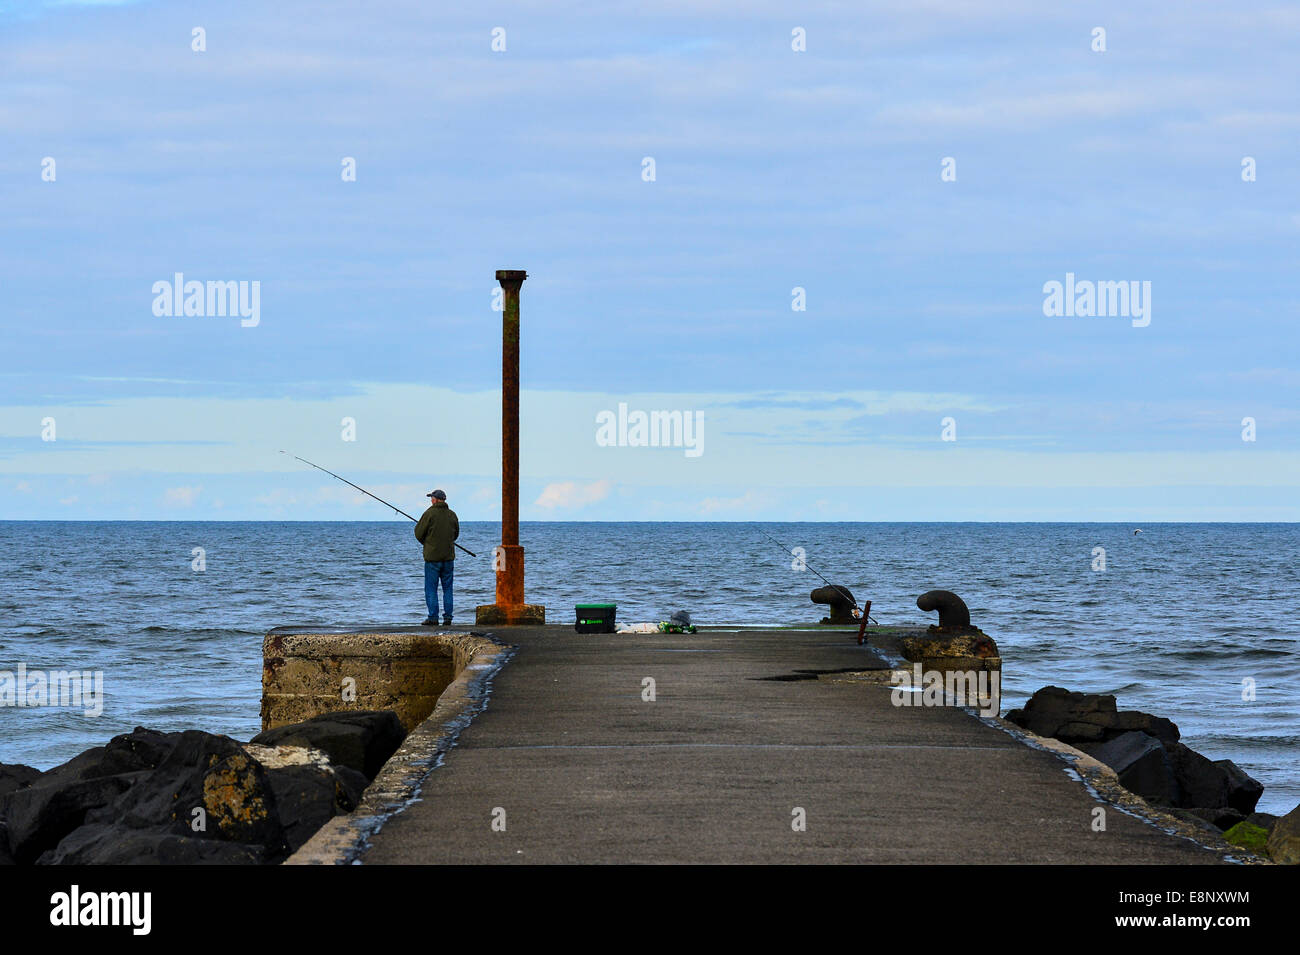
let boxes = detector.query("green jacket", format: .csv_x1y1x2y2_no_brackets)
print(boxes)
415,502,459,562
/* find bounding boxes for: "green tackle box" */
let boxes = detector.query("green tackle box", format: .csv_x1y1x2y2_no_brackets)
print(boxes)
575,603,617,634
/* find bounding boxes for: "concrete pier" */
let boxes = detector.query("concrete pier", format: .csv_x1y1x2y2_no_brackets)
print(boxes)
287,624,1239,864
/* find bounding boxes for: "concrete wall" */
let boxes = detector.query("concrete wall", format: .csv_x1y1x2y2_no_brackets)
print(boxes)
261,628,493,732
284,629,512,864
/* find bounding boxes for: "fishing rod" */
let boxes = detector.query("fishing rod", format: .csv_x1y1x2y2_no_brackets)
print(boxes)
280,451,476,557
754,525,877,626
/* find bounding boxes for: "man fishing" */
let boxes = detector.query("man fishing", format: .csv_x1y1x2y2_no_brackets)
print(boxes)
415,489,460,626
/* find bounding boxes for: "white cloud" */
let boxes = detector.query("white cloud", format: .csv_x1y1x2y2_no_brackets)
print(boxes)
699,490,773,515
535,479,612,510
162,485,201,507
315,482,428,512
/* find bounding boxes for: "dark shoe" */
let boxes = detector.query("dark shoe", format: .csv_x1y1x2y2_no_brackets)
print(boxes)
422,617,437,626
442,618,453,626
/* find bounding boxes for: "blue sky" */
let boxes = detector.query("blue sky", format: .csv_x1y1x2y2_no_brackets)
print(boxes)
2,0,1298,520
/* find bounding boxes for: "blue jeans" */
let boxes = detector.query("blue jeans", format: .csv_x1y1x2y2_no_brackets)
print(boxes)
425,560,454,620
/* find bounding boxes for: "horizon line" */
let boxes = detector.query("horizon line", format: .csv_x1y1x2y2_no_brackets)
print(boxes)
1,518,1296,525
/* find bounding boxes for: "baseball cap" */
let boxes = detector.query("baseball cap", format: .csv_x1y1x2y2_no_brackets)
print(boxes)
427,489,446,500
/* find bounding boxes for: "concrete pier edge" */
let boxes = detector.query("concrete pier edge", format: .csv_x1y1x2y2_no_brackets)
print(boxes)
836,633,1260,863
981,715,1268,864
285,630,513,865
826,662,1260,862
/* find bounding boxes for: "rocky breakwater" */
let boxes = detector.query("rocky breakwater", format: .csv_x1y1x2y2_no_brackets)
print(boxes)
0,710,405,865
1007,686,1299,863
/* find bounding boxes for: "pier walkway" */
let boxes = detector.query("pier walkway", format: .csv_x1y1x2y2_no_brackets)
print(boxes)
359,625,1225,864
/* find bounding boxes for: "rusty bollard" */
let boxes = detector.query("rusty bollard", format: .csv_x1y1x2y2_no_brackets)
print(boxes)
916,589,974,632
904,591,1001,704
810,585,858,624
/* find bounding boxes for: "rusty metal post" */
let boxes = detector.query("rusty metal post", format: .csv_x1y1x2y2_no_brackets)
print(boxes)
496,269,525,608
477,271,544,625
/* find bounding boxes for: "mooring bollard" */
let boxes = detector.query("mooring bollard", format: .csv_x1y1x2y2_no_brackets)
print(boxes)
902,590,1001,712
810,584,858,624
916,589,974,632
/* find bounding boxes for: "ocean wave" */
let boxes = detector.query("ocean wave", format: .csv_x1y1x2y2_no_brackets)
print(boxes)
130,626,259,636
1162,646,1295,661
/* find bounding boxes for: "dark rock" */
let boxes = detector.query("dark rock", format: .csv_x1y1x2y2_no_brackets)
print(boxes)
1006,686,1180,747
810,586,857,624
1013,683,1278,844
1182,806,1246,831
18,746,110,787
105,730,287,854
1108,710,1181,747
99,727,182,775
3,727,287,864
1168,808,1234,836
1008,687,1266,819
23,727,181,792
3,727,180,815
37,824,266,865
252,710,406,780
96,730,237,832
1083,731,1180,806
1006,686,1114,741
7,725,376,865
1267,803,1300,864
916,590,973,631
246,744,367,852
1166,744,1263,815
0,764,41,799
336,765,369,801
1216,808,1248,830
1057,721,1107,742
1214,759,1265,815
3,772,144,864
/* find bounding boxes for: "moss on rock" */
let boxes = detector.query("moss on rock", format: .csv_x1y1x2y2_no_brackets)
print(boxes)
1222,821,1269,853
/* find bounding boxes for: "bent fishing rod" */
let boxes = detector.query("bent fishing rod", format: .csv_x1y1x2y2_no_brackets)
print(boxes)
754,525,877,627
280,451,476,557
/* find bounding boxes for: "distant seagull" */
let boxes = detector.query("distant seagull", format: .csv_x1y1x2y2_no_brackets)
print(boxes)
1134,529,1143,535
